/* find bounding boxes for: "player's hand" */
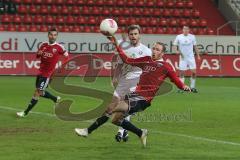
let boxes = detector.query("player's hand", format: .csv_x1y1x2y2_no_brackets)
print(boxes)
183,85,191,92
37,50,43,56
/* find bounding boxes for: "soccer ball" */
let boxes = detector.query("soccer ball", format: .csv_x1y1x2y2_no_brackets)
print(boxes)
100,18,118,35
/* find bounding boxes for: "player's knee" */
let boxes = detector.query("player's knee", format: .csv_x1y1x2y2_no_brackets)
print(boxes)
111,114,123,126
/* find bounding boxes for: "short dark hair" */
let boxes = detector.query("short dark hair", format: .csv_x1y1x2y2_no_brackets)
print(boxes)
48,27,58,35
127,25,141,34
155,42,166,53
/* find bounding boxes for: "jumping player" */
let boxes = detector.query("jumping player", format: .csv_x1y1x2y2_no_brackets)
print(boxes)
109,25,152,142
74,36,191,147
173,26,201,93
16,28,69,117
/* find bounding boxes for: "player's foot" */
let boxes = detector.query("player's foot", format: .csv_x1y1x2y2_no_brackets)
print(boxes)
75,128,88,137
140,129,148,148
16,111,27,118
191,88,198,93
122,130,129,142
115,132,122,142
56,96,61,103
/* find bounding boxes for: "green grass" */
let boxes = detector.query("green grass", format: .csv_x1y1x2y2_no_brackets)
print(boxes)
0,76,240,160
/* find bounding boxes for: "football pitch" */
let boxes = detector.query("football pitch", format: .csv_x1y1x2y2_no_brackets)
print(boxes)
0,76,240,160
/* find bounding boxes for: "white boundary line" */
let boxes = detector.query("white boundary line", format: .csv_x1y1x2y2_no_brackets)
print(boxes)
1,105,240,147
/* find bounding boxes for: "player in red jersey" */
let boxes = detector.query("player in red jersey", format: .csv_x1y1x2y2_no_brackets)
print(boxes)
17,28,69,118
75,36,191,147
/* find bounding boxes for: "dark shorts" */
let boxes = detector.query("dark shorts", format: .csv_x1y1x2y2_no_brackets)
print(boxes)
35,75,50,91
124,92,151,115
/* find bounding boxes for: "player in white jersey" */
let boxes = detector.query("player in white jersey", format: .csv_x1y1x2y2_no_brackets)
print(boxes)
110,25,151,142
173,26,200,93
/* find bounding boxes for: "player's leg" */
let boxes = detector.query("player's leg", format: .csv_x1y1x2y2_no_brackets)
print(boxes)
111,99,148,147
75,96,119,137
189,58,198,93
40,78,60,103
178,59,187,93
17,76,42,117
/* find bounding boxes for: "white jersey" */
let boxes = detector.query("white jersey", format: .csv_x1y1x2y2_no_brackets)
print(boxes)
117,41,152,79
173,34,197,59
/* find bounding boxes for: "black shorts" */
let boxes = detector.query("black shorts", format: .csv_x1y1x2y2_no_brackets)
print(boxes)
35,75,50,91
124,92,151,115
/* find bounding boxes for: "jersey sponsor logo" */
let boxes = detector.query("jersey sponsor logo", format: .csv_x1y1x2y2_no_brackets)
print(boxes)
138,51,143,55
143,65,156,72
43,52,53,58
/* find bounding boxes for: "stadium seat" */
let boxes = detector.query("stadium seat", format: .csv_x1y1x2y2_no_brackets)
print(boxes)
166,1,174,8
145,27,153,34
66,16,75,25
72,26,81,32
77,16,86,24
82,6,90,15
60,6,69,15
39,25,48,32
72,6,80,15
65,0,74,5
136,0,145,7
138,18,148,26
7,24,17,31
173,10,181,17
95,0,104,6
186,1,194,8
39,5,48,14
29,5,38,14
22,0,32,4
44,0,53,5
88,16,97,25
116,0,125,6
153,9,161,17
159,18,168,26
55,0,64,5
35,0,42,4
13,0,21,4
29,25,38,32
133,8,141,16
183,10,191,18
18,25,27,32
190,20,198,27
61,26,71,32
162,9,171,17
13,14,21,24
155,27,164,34
146,1,154,7
149,18,158,26
106,0,114,6
127,1,135,7
1,14,12,23
0,25,5,31
207,28,215,35
17,5,27,14
176,1,184,8
112,8,121,16
45,15,54,24
23,15,32,24
200,19,207,27
83,26,92,32
102,8,111,15
179,19,187,27
34,15,44,24
56,16,64,24
156,1,165,8
86,0,94,6
169,19,178,27
50,6,58,15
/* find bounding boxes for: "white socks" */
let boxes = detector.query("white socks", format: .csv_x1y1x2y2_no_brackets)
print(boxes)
190,77,196,88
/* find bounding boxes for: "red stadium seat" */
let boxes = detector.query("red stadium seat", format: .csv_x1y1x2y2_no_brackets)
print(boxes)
87,0,94,6
60,6,69,15
127,1,135,7
186,1,194,8
149,18,158,26
18,5,27,14
66,16,75,25
39,5,48,14
136,0,145,7
179,19,187,27
23,15,32,24
65,0,74,5
13,15,21,24
166,28,175,34
29,5,38,14
207,28,215,35
117,0,125,6
72,26,81,32
169,19,178,27
0,25,5,31
13,0,21,4
96,0,104,6
77,16,86,24
55,0,64,5
159,18,168,26
155,27,164,34
83,26,92,32
39,25,48,32
200,19,207,27
56,16,64,24
106,0,114,6
118,17,127,26
18,25,27,32
82,6,90,15
162,9,171,17
173,10,181,17
45,15,54,24
29,25,38,32
146,1,154,7
128,18,137,25
156,1,165,8
102,8,111,15
50,6,59,15
112,8,121,16
72,6,80,15
183,10,191,18
34,15,44,24
133,8,141,16
6,25,17,31
166,1,174,8
35,0,42,4
138,18,148,26
44,0,53,5
61,26,71,32
1,14,12,23
190,19,198,27
153,9,161,17
145,28,153,34
193,10,200,18
88,16,97,25
92,6,101,15
176,1,184,8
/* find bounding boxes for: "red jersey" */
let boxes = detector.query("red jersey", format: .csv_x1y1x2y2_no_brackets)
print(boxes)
117,46,184,102
37,42,69,78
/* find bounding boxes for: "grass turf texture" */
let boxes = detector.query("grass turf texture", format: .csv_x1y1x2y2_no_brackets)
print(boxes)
0,76,240,160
